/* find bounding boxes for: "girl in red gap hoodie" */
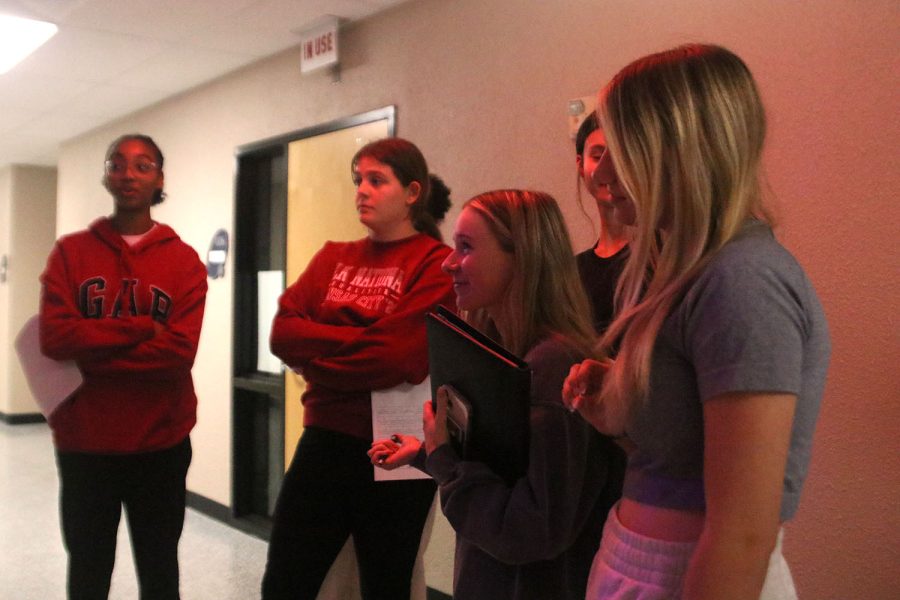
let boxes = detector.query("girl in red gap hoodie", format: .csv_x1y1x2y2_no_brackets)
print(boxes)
39,134,207,600
261,138,455,600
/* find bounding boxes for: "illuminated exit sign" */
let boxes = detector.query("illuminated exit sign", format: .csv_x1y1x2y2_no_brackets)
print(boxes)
300,18,339,74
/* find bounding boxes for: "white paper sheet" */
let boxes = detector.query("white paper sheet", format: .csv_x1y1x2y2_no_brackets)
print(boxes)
257,270,284,374
371,378,432,481
14,315,82,418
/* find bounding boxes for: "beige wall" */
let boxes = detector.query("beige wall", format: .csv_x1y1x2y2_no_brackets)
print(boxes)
52,0,899,597
0,165,57,416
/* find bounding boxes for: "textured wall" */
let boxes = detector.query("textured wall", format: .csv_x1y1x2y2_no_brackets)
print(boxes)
53,0,899,597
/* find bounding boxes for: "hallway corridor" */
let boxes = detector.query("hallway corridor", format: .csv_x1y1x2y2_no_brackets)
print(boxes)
0,421,268,599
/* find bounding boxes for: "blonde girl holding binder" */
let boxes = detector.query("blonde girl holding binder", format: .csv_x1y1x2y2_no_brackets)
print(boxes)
370,189,625,600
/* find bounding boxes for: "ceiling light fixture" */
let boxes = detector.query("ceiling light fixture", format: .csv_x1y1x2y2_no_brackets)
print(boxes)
0,14,58,75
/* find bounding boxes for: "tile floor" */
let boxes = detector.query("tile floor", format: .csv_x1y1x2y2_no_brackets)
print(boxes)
0,421,268,600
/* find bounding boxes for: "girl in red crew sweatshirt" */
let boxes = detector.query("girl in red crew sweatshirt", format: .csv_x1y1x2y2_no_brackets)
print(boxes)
261,138,455,600
39,134,207,600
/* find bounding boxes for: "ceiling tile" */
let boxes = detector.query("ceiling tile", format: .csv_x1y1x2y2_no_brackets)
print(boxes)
0,0,84,22
0,71,94,112
64,83,174,120
114,45,257,93
15,108,109,140
0,106,37,134
13,27,170,82
57,0,261,41
0,0,408,168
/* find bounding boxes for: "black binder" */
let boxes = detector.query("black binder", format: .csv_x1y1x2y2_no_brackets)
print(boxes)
425,305,532,484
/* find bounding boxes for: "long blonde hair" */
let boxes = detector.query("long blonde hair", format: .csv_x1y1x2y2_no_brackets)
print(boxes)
597,44,773,432
462,190,596,358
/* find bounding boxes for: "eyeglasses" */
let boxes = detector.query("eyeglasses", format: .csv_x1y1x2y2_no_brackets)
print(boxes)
104,159,158,176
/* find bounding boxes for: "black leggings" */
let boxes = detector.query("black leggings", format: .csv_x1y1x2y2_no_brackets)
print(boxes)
261,426,436,600
56,437,192,600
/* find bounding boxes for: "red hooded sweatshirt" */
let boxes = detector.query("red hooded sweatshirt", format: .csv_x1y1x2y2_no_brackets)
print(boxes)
39,217,207,453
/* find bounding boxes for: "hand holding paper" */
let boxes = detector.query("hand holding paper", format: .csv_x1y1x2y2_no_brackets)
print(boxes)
368,434,422,469
370,379,431,481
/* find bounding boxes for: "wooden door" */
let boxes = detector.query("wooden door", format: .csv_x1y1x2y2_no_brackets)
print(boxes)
283,119,390,465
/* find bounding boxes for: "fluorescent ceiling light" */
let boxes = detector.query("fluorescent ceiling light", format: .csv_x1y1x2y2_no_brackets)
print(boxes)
0,14,58,75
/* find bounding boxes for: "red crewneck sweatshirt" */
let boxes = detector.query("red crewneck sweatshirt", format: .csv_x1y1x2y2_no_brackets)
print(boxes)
270,233,455,440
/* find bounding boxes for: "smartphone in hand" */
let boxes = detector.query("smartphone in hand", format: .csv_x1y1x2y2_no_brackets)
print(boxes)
441,384,472,457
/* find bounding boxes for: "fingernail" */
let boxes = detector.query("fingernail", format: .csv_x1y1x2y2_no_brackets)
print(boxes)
390,434,401,444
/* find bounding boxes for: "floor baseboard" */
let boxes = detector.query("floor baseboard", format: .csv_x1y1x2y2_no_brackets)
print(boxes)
0,411,46,425
426,587,453,600
186,491,271,541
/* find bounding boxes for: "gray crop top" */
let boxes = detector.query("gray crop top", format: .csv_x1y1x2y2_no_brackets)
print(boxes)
622,221,830,521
